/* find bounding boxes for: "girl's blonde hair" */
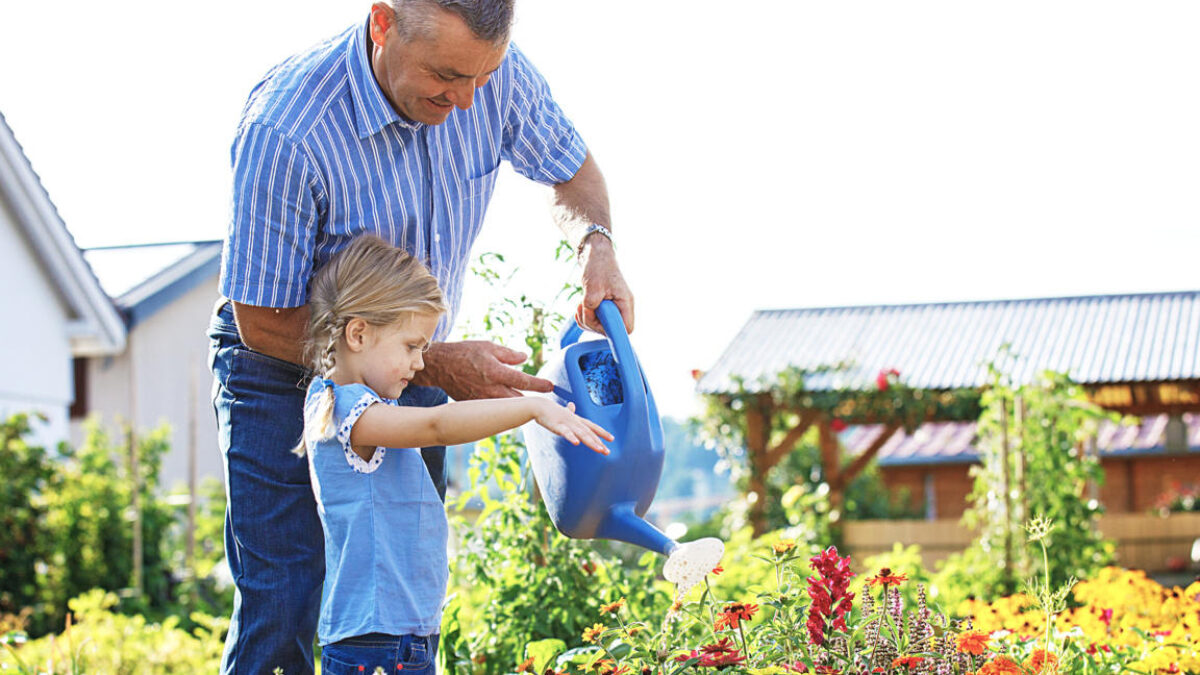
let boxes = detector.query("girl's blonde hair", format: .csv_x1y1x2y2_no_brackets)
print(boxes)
295,235,447,455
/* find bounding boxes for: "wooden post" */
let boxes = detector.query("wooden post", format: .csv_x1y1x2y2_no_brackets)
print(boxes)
745,399,770,536
818,420,843,516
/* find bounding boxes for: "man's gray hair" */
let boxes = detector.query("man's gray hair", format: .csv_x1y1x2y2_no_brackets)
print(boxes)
391,0,514,44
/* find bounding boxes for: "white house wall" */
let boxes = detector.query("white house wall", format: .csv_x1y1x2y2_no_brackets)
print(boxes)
73,280,223,492
0,201,73,444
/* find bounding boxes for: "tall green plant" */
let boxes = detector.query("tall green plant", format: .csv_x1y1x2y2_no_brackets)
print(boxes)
957,366,1114,597
0,415,56,625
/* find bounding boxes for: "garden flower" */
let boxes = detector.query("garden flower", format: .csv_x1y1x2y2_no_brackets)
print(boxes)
711,565,724,576
583,623,607,643
806,546,855,646
867,568,908,587
599,598,626,615
517,656,536,673
956,630,991,655
890,656,923,669
876,368,900,391
1025,649,1058,673
700,638,737,656
773,539,797,555
714,602,759,631
830,418,848,432
701,650,746,669
977,656,1022,675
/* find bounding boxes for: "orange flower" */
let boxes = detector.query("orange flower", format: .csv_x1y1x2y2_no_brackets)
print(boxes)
669,599,684,614
978,656,1022,675
868,568,909,587
599,598,626,615
582,623,607,643
957,630,991,655
773,539,797,554
714,602,759,631
1025,649,1059,673
516,657,536,673
891,656,923,669
589,659,614,673
710,565,724,576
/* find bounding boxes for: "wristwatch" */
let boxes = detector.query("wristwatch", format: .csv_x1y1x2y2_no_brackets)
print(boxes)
576,223,613,257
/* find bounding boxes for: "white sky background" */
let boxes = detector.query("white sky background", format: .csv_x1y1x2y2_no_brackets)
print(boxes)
2,1,1198,419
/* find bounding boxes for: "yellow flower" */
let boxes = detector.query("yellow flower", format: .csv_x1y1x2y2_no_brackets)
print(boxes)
582,623,607,644
773,538,797,555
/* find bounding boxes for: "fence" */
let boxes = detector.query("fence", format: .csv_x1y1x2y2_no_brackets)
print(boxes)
842,512,1200,574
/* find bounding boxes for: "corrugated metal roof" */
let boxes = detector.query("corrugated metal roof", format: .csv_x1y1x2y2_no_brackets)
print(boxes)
846,413,1200,467
698,291,1200,395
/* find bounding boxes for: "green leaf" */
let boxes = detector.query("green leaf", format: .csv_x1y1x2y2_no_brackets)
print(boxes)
524,638,566,674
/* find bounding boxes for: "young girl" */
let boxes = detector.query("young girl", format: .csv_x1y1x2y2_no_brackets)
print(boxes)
295,235,612,674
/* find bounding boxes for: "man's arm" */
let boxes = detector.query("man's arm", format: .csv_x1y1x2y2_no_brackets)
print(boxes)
231,302,310,366
552,151,635,334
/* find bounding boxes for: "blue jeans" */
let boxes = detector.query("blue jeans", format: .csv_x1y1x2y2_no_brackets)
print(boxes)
321,633,438,675
208,301,448,675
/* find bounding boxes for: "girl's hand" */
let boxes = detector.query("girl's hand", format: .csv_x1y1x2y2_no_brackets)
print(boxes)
535,400,613,455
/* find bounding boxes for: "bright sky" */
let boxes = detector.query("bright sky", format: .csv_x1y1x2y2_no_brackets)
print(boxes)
2,1,1198,419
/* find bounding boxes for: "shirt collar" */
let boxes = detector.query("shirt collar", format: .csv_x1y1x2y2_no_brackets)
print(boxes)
347,17,422,138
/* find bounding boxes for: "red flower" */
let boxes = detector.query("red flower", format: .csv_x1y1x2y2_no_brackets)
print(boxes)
699,638,737,656
876,368,900,391
691,369,704,381
806,547,855,646
1099,607,1113,626
710,565,724,576
891,657,922,670
830,418,848,432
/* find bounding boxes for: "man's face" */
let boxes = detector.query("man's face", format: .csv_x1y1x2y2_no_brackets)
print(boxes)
368,3,508,126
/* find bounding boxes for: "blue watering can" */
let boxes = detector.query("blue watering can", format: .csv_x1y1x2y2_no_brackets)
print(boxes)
524,300,677,555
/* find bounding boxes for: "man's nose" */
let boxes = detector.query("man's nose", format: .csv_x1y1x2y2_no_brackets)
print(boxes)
446,79,477,110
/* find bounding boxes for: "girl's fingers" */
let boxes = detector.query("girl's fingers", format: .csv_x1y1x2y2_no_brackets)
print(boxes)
585,419,614,441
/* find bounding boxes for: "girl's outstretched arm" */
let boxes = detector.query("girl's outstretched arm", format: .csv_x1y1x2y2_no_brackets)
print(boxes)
350,397,612,454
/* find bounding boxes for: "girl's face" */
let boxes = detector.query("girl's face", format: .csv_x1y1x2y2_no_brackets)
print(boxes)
358,312,440,399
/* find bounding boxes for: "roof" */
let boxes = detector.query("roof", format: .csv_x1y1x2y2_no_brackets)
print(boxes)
83,241,221,328
697,291,1200,395
0,111,125,356
845,412,1200,467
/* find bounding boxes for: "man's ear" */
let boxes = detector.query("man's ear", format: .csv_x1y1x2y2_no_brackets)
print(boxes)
344,317,371,352
369,3,394,47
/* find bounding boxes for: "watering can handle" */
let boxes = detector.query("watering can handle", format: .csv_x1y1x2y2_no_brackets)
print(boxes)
595,300,648,423
559,321,584,349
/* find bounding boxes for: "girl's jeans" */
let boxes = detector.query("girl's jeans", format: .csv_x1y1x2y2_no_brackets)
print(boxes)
208,301,447,675
321,633,439,675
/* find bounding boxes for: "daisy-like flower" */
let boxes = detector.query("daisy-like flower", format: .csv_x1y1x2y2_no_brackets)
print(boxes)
625,624,644,637
516,657,536,673
699,638,737,656
599,598,626,615
868,568,909,587
714,602,759,631
773,539,797,555
956,630,991,655
582,623,607,644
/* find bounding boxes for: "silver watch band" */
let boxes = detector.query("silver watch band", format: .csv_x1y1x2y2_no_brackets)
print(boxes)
576,223,613,256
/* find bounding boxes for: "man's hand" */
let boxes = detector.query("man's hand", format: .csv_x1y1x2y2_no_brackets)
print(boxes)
576,235,634,335
231,301,310,365
413,341,555,400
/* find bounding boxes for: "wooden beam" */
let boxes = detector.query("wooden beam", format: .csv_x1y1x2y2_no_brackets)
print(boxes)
745,396,771,536
764,410,817,468
841,423,901,484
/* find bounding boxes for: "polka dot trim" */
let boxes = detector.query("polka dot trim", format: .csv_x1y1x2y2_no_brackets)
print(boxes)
336,392,387,474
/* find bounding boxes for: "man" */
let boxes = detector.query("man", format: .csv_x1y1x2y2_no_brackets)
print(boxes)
208,1,633,672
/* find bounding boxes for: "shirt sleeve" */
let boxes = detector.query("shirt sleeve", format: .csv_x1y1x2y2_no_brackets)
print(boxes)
500,44,589,186
333,383,388,474
220,122,321,308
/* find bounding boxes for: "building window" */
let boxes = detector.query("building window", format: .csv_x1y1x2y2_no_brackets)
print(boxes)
69,358,88,419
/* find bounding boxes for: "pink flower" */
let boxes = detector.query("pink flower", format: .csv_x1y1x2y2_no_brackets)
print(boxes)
876,368,900,391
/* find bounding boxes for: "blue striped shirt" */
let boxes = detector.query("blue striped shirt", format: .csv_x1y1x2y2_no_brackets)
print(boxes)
220,18,588,338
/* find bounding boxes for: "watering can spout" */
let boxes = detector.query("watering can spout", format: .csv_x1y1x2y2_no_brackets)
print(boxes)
597,502,677,556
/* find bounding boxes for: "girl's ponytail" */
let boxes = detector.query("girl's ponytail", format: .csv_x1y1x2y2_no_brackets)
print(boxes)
292,322,343,456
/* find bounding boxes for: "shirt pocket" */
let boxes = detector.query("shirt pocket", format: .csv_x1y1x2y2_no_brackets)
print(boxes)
454,167,499,243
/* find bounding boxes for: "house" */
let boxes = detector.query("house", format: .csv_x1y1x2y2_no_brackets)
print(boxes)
0,112,126,446
74,242,224,491
697,291,1200,528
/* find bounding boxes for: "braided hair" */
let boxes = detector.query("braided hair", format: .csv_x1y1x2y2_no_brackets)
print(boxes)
293,235,447,455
